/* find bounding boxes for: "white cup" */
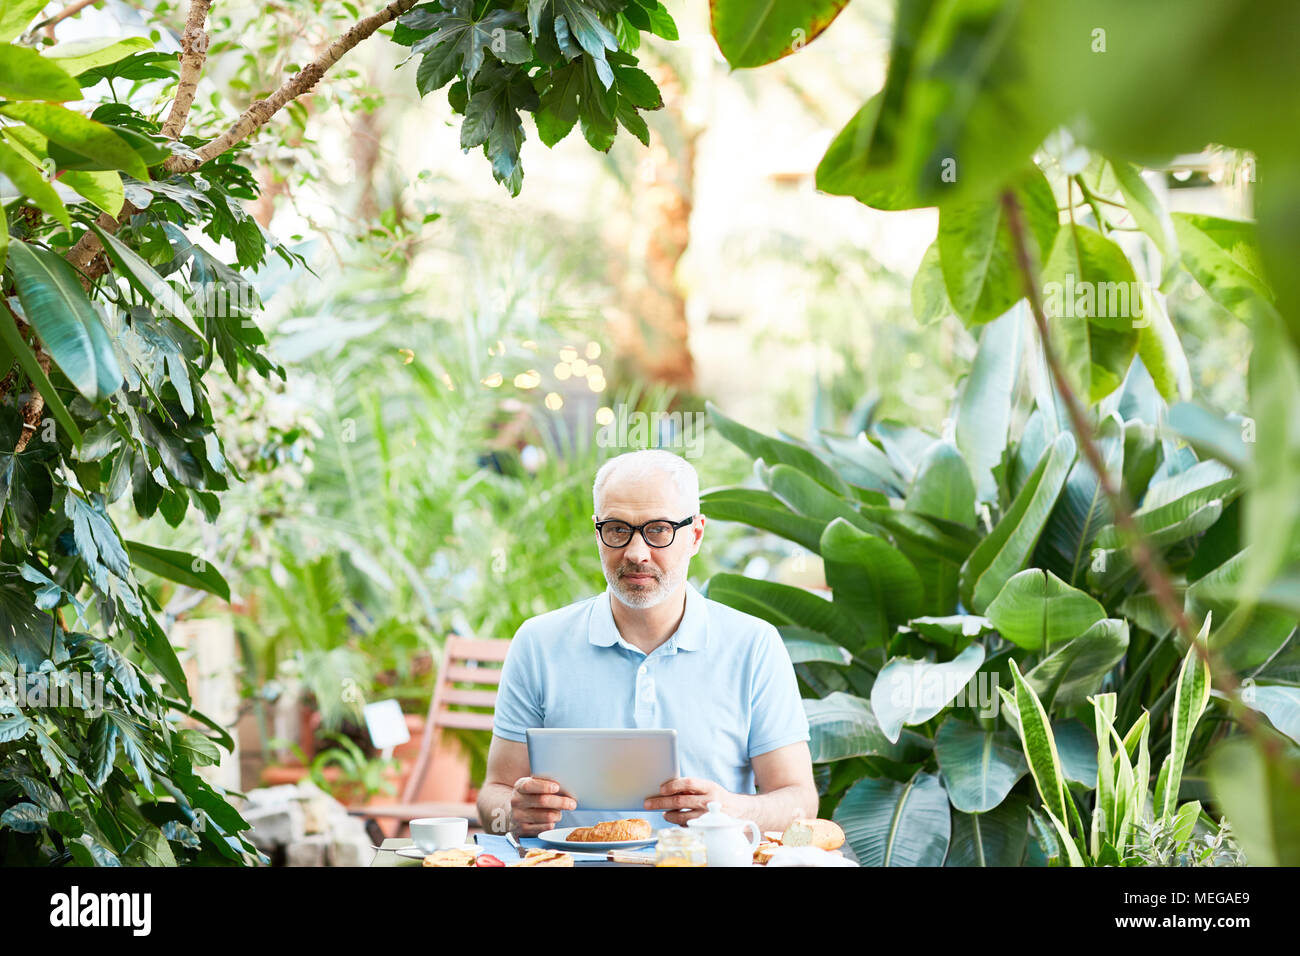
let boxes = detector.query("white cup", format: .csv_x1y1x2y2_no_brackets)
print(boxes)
410,817,468,853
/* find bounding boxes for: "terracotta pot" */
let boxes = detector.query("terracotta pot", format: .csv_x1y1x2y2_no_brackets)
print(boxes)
392,714,473,802
260,763,309,787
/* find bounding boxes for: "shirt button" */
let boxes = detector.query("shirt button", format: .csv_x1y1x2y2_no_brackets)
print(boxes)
639,664,647,674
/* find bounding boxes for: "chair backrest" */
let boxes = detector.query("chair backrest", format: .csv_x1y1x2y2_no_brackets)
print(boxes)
400,636,511,803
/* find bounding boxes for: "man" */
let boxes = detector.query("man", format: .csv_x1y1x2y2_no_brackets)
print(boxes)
477,448,817,837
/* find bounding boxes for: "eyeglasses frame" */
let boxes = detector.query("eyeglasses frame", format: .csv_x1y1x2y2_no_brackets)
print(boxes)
593,515,697,549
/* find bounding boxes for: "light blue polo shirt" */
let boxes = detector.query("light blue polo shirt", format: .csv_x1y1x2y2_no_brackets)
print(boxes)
493,581,810,830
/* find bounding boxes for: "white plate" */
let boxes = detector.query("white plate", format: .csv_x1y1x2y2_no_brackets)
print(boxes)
536,826,657,851
396,843,482,861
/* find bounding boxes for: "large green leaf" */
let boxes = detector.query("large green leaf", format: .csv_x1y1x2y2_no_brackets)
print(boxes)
0,103,148,180
42,36,153,78
0,140,71,229
1171,212,1275,324
706,401,850,496
1024,618,1129,709
1109,159,1179,287
1207,733,1300,866
710,0,850,68
1037,411,1124,586
934,718,1026,813
6,240,123,402
960,430,1075,612
767,463,875,536
870,643,985,744
1041,223,1141,402
984,568,1106,653
821,517,924,649
954,305,1024,503
126,541,231,602
780,626,852,665
0,44,83,101
803,692,932,764
87,223,200,338
0,301,82,446
945,797,1029,866
1186,550,1298,673
1008,658,1067,824
700,487,825,554
1237,683,1300,747
704,572,862,650
1155,620,1212,823
61,169,125,217
906,440,975,527
833,771,952,866
814,0,937,210
0,0,49,42
938,165,1058,327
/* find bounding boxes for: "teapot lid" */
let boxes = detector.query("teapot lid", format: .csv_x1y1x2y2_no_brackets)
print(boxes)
686,801,737,829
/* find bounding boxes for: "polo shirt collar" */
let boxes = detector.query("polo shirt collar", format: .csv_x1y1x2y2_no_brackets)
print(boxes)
589,581,709,653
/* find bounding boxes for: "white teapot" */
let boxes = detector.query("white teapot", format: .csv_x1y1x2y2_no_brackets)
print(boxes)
686,801,761,867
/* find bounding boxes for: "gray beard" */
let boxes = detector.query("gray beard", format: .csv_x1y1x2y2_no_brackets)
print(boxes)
605,562,685,609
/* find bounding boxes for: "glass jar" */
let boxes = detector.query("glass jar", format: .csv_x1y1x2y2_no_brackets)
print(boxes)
655,827,707,867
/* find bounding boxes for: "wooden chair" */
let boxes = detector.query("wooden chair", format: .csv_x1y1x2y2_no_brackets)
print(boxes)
351,636,510,836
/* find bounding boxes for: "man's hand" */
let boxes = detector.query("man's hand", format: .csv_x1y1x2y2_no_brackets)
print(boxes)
509,775,577,836
644,776,731,825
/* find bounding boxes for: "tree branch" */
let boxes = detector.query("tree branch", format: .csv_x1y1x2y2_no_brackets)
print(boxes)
160,0,215,140
28,0,102,38
164,0,419,173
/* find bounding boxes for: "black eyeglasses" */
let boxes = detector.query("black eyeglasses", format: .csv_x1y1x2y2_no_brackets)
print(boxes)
594,516,695,549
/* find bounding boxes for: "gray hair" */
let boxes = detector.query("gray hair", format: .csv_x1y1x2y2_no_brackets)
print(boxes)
593,449,700,517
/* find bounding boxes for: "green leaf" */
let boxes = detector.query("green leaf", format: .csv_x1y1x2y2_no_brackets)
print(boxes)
1008,658,1067,824
1040,223,1141,402
768,463,875,536
0,298,83,447
1206,733,1300,866
911,241,954,324
946,797,1029,866
1037,411,1124,586
707,401,851,497
780,626,851,665
1172,212,1276,324
87,223,200,338
907,440,976,527
1237,682,1300,748
0,0,49,43
822,517,924,649
1155,617,1212,822
710,0,850,68
705,572,862,650
803,692,931,764
939,165,1057,326
833,771,952,866
175,728,222,767
0,140,70,229
405,1,529,88
1024,618,1130,709
0,103,148,180
954,305,1024,502
985,568,1107,652
0,44,83,100
61,169,125,217
870,643,985,744
528,0,618,87
960,430,1076,612
934,719,1027,813
700,487,825,554
0,801,47,832
6,240,123,402
126,540,231,601
1109,160,1179,286
43,36,154,78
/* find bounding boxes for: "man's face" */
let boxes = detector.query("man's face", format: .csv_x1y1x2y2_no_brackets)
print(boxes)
595,472,704,610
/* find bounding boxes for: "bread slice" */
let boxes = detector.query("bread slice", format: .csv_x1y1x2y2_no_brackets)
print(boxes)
780,818,845,851
422,848,476,867
566,818,652,842
753,841,782,865
517,849,574,867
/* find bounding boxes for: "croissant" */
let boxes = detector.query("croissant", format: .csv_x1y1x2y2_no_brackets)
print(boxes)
566,818,652,842
518,849,574,867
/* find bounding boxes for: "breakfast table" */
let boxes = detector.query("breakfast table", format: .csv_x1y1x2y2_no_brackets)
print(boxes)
371,834,659,867
370,832,860,867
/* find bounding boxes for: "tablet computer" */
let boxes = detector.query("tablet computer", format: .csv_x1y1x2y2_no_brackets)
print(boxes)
526,728,679,811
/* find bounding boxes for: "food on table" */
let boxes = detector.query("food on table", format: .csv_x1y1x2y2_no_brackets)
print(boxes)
422,848,477,867
780,818,845,851
475,854,505,867
753,841,782,865
517,849,574,867
566,818,653,842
